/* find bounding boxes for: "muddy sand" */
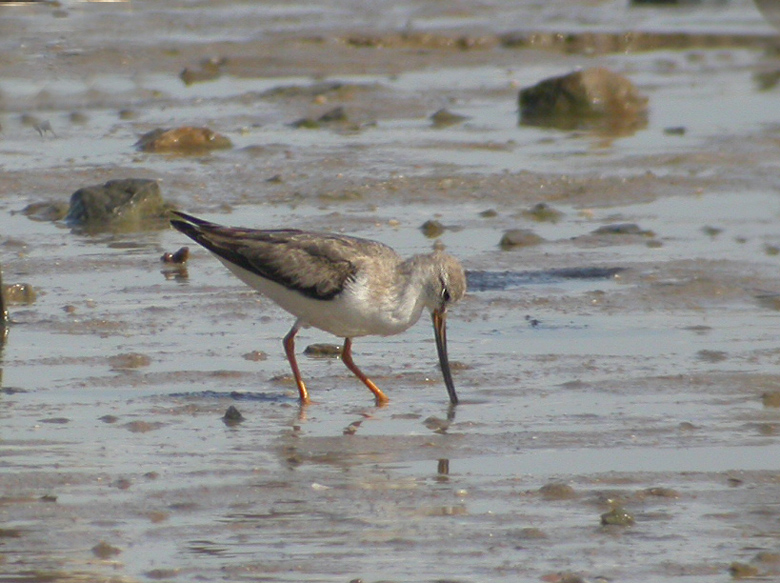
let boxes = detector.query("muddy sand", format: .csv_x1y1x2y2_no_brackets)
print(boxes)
2,1,780,582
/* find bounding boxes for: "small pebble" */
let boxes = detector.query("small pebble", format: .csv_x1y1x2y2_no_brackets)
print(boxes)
420,219,445,238
92,541,122,559
600,506,635,526
522,202,563,223
161,246,190,264
539,482,577,500
593,223,653,236
223,405,244,426
762,391,780,408
304,343,342,357
729,562,759,578
499,229,545,249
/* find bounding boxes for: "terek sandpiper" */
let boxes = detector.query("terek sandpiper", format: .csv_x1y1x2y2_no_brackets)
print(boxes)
170,211,466,405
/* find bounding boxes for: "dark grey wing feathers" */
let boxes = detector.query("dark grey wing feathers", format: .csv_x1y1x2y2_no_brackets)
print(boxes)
170,211,386,301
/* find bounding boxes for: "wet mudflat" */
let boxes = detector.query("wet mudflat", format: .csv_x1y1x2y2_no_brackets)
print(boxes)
3,0,780,581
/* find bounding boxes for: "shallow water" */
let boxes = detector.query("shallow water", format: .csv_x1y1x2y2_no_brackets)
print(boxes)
3,1,780,582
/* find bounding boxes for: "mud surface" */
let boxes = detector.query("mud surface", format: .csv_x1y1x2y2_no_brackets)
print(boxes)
3,1,780,582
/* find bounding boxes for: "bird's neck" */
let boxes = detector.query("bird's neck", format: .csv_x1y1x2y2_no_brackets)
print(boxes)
388,254,438,325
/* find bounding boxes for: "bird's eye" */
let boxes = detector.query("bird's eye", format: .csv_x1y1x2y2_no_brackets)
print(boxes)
441,282,451,303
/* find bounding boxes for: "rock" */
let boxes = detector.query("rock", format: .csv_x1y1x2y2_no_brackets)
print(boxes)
92,541,122,559
108,353,151,371
600,506,635,526
519,67,648,132
762,391,780,407
222,405,244,426
65,178,171,233
522,202,563,223
539,482,577,500
20,201,70,222
499,229,545,249
291,106,350,129
643,486,680,498
180,57,227,85
303,343,342,357
161,247,190,264
317,106,347,123
430,108,470,128
592,223,654,236
3,283,36,304
420,219,446,238
729,562,759,578
135,127,232,153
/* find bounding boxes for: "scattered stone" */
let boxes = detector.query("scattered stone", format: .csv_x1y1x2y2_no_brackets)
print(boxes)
65,178,171,232
601,506,635,526
20,201,70,221
291,106,350,129
223,405,244,426
423,416,450,433
499,229,545,249
520,67,648,132
304,343,342,357
592,223,654,236
39,494,57,503
762,391,780,408
664,126,686,135
148,511,169,523
38,417,70,424
92,541,122,559
696,349,728,363
242,350,268,361
756,294,780,311
99,415,119,424
754,552,780,564
539,482,577,500
109,353,152,370
145,569,181,580
420,219,446,238
479,208,498,218
511,527,547,539
123,421,164,433
343,420,362,435
643,486,680,498
180,56,227,85
728,561,759,578
702,225,723,237
135,127,232,153
318,105,347,123
0,528,23,538
521,202,563,223
161,247,190,264
261,81,368,102
430,108,470,127
3,283,36,304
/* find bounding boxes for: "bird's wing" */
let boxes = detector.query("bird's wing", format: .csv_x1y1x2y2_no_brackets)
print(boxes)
170,211,394,300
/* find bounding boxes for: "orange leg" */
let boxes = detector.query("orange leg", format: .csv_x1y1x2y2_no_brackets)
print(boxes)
283,325,311,405
342,338,389,405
